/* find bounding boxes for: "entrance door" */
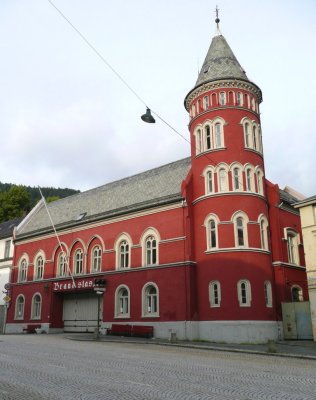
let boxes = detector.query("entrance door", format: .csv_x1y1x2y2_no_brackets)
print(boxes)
63,293,102,332
282,302,313,340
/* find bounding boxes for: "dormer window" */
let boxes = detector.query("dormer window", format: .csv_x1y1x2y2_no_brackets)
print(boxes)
75,212,86,221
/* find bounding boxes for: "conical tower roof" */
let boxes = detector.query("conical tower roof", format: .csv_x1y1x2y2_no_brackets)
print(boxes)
195,34,249,87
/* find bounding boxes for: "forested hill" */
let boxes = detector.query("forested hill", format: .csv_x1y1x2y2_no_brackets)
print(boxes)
0,182,80,223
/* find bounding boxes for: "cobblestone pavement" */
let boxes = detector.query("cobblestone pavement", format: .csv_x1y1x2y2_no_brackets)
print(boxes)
0,334,315,400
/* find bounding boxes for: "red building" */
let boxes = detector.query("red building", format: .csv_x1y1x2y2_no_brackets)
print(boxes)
5,20,308,342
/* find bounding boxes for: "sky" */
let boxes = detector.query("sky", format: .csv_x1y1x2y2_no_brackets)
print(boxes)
0,0,315,197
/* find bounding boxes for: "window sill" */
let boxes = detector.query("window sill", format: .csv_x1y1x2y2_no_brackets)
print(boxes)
142,314,159,318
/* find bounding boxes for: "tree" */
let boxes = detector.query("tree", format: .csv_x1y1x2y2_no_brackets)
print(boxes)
46,196,60,203
0,185,31,223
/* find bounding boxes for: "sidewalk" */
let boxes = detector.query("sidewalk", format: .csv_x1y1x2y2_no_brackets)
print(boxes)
66,333,316,360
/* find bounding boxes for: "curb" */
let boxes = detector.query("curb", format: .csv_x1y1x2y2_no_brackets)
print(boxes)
65,335,316,361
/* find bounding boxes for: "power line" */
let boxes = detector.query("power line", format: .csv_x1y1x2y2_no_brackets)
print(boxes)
46,1,261,191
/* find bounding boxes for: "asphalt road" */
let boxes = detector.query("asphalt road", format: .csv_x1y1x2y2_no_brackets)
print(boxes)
0,334,315,399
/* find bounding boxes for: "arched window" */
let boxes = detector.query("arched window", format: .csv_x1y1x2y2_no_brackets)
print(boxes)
215,123,223,148
203,95,209,110
209,281,221,307
197,99,201,113
31,294,42,319
219,91,226,105
259,216,269,250
192,104,196,117
115,286,130,317
206,170,214,194
142,283,159,317
244,123,250,147
236,92,243,106
264,281,273,307
18,258,28,282
58,253,67,277
208,219,217,249
257,126,262,152
291,285,303,302
205,125,211,150
15,295,25,320
246,167,254,192
236,217,245,246
286,229,300,265
74,249,83,275
233,212,249,247
92,246,102,272
232,167,242,191
145,236,157,266
252,126,257,150
218,168,228,192
196,129,203,154
237,279,251,306
34,255,44,280
119,240,129,269
256,169,264,195
141,229,160,267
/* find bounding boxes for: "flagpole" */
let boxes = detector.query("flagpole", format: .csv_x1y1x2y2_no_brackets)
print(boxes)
38,187,76,288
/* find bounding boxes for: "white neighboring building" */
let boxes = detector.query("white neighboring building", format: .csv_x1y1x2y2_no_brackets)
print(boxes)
295,196,316,341
0,218,23,332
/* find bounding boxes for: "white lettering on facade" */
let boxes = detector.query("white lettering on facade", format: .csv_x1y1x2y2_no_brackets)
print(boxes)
53,278,95,292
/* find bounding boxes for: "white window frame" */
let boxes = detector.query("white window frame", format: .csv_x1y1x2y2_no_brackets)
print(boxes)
205,214,219,250
142,283,159,317
118,240,130,269
255,168,264,195
115,285,130,318
214,122,223,148
58,252,67,277
31,293,42,320
233,212,249,247
145,236,157,266
4,239,11,259
237,279,252,307
141,229,160,267
18,258,28,282
236,91,243,106
217,165,229,192
15,295,25,320
259,215,269,250
286,229,300,265
204,166,215,194
230,163,243,191
264,281,273,307
245,166,255,192
205,125,212,150
92,245,102,272
219,91,226,105
34,255,44,281
195,128,203,154
74,249,83,275
209,281,221,307
203,95,209,110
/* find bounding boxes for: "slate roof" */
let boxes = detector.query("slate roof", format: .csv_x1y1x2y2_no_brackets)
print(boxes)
0,217,23,240
280,189,301,205
16,158,191,239
195,35,249,87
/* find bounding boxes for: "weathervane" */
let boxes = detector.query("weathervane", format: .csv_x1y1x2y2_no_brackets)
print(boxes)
215,5,221,35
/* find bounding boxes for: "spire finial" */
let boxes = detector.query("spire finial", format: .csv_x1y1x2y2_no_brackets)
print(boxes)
215,5,221,35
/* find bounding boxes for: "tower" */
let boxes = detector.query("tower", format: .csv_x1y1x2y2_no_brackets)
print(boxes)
184,14,277,342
